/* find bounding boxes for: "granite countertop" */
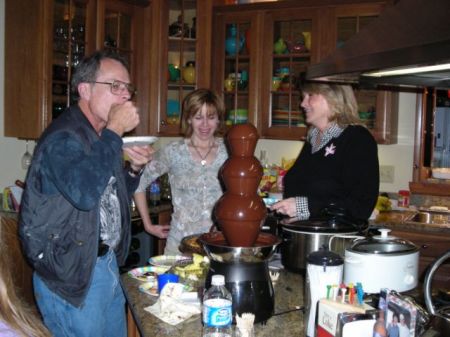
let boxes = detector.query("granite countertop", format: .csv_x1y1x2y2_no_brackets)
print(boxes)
121,269,305,337
371,210,450,234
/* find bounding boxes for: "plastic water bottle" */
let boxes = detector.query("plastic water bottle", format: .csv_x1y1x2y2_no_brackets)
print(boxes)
148,180,161,206
202,275,233,337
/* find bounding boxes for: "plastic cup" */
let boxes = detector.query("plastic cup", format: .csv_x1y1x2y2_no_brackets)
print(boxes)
157,273,179,294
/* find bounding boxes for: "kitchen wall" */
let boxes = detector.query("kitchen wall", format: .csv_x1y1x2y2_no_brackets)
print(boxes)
0,0,415,194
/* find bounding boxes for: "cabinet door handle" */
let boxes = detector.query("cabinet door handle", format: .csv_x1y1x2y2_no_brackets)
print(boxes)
160,120,167,126
421,244,428,249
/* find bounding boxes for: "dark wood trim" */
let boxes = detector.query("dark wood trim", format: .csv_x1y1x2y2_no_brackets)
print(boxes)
410,181,450,197
214,0,388,12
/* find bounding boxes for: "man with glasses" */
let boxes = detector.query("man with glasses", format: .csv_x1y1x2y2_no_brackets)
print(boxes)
19,50,152,337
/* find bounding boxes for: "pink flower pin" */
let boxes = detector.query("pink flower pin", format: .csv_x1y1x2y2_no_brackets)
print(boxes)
324,143,336,157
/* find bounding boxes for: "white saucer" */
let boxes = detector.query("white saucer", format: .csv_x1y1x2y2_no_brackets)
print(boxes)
122,136,158,148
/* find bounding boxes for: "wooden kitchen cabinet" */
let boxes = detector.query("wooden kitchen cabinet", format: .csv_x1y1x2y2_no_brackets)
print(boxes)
211,11,261,128
211,0,398,142
389,229,450,290
4,0,150,139
260,8,319,140
212,3,319,139
322,1,399,144
410,89,450,196
5,0,94,139
148,0,213,136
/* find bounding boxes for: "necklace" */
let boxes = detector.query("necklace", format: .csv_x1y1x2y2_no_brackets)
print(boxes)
191,139,215,166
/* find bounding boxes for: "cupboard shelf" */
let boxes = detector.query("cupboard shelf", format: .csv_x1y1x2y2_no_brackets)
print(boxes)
167,82,196,89
272,53,311,59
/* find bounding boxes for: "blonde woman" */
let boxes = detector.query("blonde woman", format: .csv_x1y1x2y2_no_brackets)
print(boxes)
271,83,379,221
0,228,51,337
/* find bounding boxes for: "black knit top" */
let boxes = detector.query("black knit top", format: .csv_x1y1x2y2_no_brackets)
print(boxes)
283,125,379,220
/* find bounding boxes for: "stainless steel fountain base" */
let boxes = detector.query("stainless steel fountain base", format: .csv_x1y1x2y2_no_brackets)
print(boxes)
199,232,281,323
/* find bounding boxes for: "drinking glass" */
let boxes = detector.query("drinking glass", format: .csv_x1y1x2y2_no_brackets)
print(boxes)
21,141,32,169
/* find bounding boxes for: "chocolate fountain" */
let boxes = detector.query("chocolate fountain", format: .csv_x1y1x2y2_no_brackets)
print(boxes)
199,123,280,323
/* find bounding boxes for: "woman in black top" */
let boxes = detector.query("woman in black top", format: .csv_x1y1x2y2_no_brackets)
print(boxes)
271,83,379,221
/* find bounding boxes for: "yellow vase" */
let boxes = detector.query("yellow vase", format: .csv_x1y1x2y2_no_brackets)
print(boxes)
182,64,196,84
224,78,235,92
302,32,311,51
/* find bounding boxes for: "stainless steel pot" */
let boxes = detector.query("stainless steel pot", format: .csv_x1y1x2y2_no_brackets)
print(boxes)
280,214,365,273
344,228,419,293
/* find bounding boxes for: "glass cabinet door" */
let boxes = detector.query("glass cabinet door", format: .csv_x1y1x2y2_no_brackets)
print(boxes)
336,14,378,48
52,0,89,120
261,10,318,140
157,0,197,135
335,5,398,144
222,22,250,126
166,0,197,130
102,1,135,73
337,12,378,131
211,12,256,129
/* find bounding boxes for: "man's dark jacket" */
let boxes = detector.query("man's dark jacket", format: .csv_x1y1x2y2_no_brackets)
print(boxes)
19,106,139,307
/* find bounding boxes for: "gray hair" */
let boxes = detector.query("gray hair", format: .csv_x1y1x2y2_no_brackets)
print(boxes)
70,50,129,101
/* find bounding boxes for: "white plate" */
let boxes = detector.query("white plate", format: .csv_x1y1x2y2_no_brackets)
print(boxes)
148,255,192,268
122,136,158,148
127,265,170,282
139,281,159,297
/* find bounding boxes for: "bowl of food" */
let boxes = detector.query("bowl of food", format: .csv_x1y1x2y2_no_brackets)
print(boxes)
169,253,209,292
179,234,207,255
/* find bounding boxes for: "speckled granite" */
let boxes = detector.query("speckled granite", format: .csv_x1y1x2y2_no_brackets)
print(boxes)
372,210,450,233
121,269,305,337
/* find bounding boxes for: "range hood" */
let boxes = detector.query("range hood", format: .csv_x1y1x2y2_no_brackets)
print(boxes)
306,0,450,89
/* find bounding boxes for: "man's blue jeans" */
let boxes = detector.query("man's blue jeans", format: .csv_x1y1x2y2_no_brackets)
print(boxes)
33,250,126,337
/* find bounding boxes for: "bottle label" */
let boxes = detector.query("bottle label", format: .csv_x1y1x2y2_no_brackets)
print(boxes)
203,299,232,327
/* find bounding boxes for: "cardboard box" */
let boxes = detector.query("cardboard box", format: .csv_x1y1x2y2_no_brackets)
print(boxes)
316,299,376,337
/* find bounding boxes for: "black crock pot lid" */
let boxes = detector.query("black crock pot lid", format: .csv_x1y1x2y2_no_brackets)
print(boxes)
281,216,366,233
307,247,344,266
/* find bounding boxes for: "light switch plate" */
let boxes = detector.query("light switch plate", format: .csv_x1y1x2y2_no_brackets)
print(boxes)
380,165,395,183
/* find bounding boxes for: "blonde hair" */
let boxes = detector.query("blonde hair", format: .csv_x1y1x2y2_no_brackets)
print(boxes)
181,89,225,137
0,226,51,337
301,83,363,127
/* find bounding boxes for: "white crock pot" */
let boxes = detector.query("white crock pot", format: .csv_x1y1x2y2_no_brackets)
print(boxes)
343,228,419,293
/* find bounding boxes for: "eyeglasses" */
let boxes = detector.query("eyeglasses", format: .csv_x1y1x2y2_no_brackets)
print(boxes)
90,80,136,97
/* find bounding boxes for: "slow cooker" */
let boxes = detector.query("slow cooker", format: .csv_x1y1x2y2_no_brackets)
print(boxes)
280,208,367,273
344,228,419,293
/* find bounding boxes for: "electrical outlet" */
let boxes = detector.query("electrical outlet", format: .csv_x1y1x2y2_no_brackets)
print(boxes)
380,165,395,183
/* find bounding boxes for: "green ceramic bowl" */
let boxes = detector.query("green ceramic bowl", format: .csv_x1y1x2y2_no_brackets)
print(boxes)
228,109,248,124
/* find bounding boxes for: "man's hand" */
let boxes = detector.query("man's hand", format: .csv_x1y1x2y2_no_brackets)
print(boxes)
107,102,140,136
124,145,154,172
